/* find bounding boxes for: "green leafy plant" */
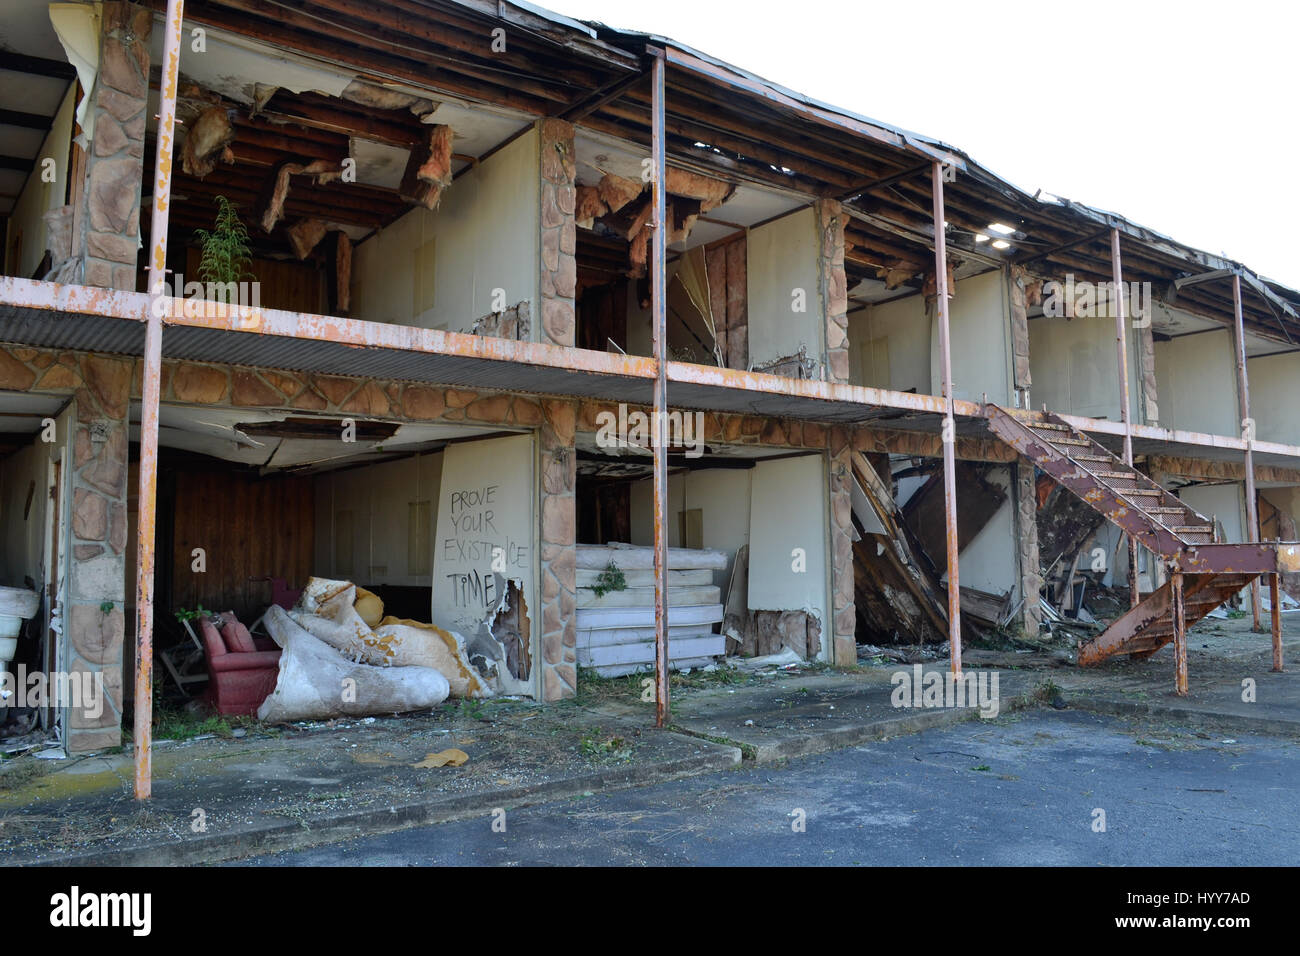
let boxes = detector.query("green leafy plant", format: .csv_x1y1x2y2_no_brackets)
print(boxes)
174,605,212,624
591,561,627,599
193,195,253,302
578,729,632,763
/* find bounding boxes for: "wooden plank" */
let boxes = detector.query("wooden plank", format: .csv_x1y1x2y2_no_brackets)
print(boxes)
903,462,1007,564
849,450,949,640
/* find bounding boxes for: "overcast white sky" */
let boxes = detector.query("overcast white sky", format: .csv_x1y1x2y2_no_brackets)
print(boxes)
559,0,1299,288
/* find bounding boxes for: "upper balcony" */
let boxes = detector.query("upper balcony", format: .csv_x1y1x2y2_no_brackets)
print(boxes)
3,0,1300,472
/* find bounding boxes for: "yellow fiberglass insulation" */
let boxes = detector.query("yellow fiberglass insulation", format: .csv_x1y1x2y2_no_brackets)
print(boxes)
292,577,490,698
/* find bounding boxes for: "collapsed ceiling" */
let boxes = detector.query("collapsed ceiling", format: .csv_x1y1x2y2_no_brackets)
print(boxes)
129,402,509,473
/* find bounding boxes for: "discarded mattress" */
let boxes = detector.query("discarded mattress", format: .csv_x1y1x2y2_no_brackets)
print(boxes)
294,577,491,698
575,544,726,676
257,605,449,722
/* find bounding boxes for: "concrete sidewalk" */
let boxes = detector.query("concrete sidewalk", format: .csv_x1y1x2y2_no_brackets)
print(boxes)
0,698,740,866
1049,615,1300,736
1,611,1296,866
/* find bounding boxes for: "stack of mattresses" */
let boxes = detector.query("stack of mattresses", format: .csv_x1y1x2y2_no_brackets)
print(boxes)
575,543,727,676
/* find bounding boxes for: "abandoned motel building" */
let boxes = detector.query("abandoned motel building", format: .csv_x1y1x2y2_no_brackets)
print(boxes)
1,0,1298,775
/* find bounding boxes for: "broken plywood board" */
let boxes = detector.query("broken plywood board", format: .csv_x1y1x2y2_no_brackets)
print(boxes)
850,450,949,644
730,608,821,659
902,462,1007,568
853,535,945,646
955,585,1013,628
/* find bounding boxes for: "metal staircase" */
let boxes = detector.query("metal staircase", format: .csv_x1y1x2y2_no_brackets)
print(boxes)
985,405,1291,675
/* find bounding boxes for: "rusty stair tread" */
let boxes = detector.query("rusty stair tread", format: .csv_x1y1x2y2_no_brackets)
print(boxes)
984,404,1216,576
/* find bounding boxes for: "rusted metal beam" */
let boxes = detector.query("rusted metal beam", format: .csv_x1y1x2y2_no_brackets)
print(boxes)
1111,228,1141,610
1232,273,1263,631
650,49,670,729
1171,571,1188,696
135,0,185,801
932,162,961,676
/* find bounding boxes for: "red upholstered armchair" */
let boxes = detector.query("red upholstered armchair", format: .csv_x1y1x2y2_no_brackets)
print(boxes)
199,612,282,716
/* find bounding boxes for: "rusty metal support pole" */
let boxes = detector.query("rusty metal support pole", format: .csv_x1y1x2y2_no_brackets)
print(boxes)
931,162,961,676
1231,273,1262,631
1110,228,1140,610
133,0,184,799
1171,571,1188,696
649,49,669,727
1270,572,1283,672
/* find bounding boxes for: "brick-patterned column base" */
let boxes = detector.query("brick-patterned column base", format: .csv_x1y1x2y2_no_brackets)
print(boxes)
538,399,577,699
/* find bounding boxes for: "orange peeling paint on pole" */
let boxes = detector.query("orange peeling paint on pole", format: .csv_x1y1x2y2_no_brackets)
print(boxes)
135,0,185,800
1232,273,1263,632
1110,228,1141,611
650,49,669,727
931,162,961,676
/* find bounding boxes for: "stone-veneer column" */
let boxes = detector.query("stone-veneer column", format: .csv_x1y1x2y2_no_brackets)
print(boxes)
828,427,857,665
79,1,152,291
1015,458,1043,636
66,356,132,753
816,200,850,384
538,118,576,348
538,399,577,699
